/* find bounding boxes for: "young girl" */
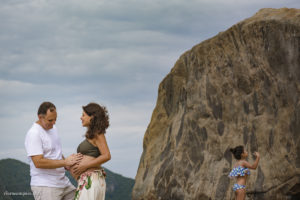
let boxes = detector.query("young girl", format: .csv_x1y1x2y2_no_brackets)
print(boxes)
228,145,260,200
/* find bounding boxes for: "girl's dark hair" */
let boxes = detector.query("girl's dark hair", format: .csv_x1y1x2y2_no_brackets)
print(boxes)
230,145,244,160
83,102,109,139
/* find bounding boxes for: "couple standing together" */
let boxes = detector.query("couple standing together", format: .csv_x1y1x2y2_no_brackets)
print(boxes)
25,101,111,200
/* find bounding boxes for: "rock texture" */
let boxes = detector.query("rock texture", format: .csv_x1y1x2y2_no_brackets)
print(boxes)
133,8,300,200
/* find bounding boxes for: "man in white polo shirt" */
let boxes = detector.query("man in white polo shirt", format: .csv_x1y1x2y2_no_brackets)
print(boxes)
25,102,82,200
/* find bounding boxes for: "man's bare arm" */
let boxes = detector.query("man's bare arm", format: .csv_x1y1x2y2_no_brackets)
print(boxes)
31,154,82,169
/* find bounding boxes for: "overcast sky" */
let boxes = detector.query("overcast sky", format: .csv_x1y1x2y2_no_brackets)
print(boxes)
0,0,299,179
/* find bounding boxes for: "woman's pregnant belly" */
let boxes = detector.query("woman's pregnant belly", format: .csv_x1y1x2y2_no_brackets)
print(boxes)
69,154,100,180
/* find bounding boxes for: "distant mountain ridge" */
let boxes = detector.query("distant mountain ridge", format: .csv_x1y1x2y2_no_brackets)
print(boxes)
0,158,134,200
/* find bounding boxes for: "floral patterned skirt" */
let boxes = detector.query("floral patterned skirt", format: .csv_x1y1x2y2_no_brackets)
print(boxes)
74,169,106,200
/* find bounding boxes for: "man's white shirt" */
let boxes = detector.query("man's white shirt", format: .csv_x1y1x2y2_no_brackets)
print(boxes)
25,123,72,188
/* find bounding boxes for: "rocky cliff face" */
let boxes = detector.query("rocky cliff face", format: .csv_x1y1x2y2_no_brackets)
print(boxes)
133,8,300,200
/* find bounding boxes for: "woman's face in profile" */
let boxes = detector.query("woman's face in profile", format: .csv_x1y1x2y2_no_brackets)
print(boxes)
80,111,92,127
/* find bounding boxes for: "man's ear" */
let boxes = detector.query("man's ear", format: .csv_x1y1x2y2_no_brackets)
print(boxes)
38,114,44,120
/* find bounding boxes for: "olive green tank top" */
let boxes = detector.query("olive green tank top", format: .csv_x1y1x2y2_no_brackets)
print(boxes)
77,139,101,158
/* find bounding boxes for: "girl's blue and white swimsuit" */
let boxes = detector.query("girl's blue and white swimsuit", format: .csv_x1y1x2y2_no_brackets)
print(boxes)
232,184,246,191
229,166,250,177
228,166,250,191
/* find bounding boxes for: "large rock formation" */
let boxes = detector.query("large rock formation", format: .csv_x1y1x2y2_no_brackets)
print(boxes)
133,8,300,200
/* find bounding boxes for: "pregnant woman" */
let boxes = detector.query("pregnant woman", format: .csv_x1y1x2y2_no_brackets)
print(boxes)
70,102,111,200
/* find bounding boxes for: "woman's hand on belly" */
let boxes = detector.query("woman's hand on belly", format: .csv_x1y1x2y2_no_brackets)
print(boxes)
69,154,98,179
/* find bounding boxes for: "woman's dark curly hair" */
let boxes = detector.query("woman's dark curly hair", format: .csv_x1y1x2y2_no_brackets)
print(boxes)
83,103,109,139
230,145,244,160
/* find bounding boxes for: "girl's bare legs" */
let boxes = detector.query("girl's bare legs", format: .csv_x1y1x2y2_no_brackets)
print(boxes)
236,189,246,200
242,189,246,200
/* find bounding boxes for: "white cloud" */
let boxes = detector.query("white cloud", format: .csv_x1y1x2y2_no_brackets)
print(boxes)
0,79,35,95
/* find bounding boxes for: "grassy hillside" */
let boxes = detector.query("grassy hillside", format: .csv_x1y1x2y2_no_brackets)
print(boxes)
0,159,134,200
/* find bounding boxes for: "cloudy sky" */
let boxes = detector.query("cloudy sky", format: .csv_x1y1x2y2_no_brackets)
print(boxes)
0,0,299,179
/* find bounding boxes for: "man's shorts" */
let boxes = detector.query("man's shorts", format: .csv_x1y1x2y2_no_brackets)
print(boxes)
31,185,75,200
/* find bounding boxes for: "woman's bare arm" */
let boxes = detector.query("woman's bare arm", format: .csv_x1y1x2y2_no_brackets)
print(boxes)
72,134,111,175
